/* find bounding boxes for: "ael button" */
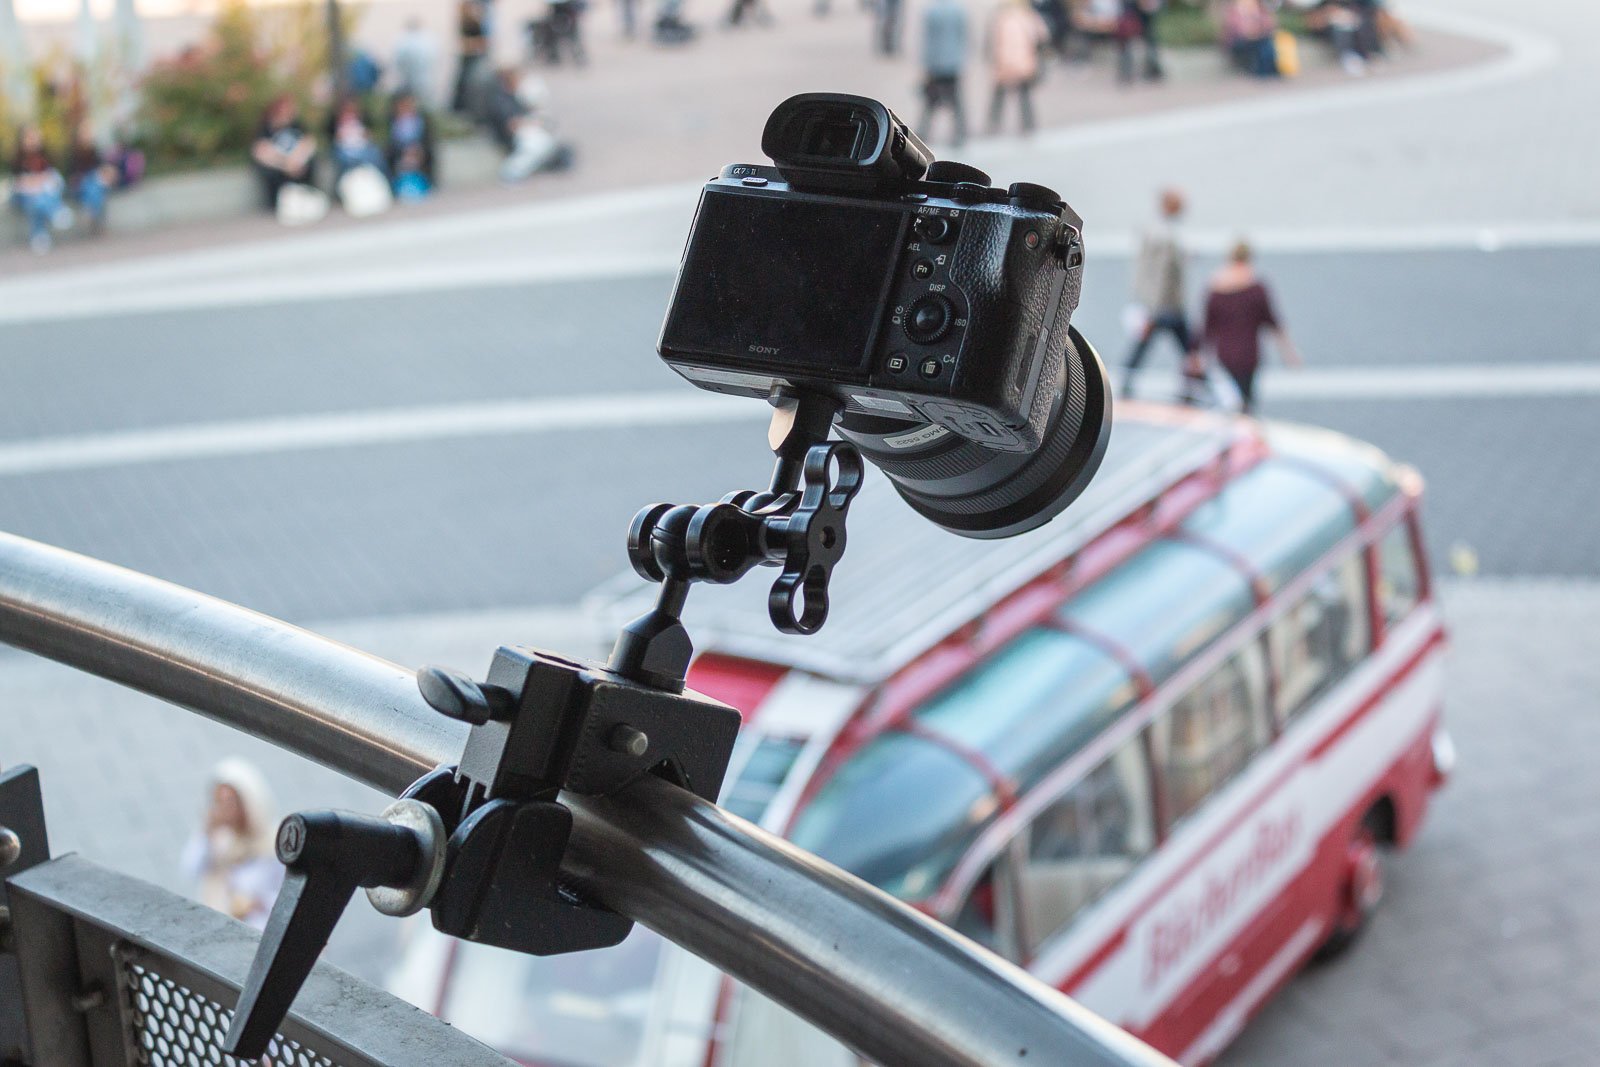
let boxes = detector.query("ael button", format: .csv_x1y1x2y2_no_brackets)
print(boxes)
913,215,953,244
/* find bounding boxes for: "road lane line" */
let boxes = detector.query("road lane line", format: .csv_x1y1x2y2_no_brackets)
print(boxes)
0,392,765,476
1125,362,1600,404
2,363,1598,478
4,223,1598,326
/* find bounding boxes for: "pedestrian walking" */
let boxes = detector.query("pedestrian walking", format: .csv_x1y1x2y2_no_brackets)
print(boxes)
178,758,284,930
393,16,439,105
920,0,969,146
452,0,491,114
726,0,773,28
1200,240,1303,414
986,0,1049,135
1122,188,1199,400
1115,0,1163,83
875,0,904,54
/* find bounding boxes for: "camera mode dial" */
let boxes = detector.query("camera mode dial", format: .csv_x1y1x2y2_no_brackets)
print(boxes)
924,161,992,186
904,295,954,345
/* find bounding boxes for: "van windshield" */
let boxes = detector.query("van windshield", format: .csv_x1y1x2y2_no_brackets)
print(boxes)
440,927,665,1067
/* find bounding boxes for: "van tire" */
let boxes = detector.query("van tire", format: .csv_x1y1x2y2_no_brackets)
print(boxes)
1315,807,1388,960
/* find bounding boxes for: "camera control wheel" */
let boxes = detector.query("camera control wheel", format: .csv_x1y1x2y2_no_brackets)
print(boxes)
904,295,954,345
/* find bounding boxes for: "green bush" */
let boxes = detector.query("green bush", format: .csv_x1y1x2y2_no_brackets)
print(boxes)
135,0,341,170
1153,1,1314,49
1155,2,1220,48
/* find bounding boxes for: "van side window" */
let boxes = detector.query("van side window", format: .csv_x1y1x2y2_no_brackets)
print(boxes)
1376,521,1421,627
1271,553,1370,722
1016,739,1154,956
1152,648,1271,828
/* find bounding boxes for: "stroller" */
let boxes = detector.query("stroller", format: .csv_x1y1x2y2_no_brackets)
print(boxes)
653,0,697,42
526,0,588,64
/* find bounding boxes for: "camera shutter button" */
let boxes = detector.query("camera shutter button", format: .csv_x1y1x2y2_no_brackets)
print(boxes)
904,295,954,344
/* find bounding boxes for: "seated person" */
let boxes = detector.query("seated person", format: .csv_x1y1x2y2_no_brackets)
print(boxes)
1222,0,1278,77
1318,0,1371,73
251,95,317,211
386,92,437,200
9,126,70,254
328,97,387,180
484,68,575,181
66,120,121,234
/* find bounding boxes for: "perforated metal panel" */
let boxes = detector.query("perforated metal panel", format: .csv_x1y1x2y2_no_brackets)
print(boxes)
119,956,340,1067
6,854,515,1067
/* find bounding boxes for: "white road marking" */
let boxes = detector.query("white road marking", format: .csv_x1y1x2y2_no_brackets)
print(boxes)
1130,362,1600,403
3,218,1594,327
0,391,765,477
1,362,1596,478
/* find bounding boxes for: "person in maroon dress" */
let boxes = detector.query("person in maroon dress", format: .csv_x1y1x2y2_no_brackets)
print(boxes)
1200,240,1302,413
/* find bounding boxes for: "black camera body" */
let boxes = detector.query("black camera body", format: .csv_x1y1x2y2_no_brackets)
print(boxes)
658,95,1085,454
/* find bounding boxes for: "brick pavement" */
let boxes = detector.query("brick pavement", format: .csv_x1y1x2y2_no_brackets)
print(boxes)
1223,579,1600,1067
2,0,1495,276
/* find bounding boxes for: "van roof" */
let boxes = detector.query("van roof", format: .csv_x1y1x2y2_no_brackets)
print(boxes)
590,408,1253,683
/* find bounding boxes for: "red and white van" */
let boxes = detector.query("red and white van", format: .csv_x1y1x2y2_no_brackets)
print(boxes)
388,404,1452,1067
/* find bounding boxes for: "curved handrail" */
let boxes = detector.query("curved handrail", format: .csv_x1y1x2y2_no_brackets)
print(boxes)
0,529,1174,1067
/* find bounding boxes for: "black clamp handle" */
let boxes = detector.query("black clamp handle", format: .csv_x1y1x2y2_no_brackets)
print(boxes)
223,805,443,1060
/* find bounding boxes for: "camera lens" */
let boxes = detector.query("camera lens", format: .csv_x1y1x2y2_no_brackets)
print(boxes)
834,327,1111,539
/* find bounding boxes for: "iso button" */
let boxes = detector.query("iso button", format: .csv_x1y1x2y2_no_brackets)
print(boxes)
904,295,954,344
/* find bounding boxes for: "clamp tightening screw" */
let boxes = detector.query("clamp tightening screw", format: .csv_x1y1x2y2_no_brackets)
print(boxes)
608,724,650,758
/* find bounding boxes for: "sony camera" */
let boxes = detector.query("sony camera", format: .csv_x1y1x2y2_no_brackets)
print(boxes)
658,93,1111,539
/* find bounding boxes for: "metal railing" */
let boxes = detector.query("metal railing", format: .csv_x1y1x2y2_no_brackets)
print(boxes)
0,529,1176,1067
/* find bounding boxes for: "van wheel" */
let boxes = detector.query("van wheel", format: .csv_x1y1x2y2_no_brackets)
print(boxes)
1316,810,1386,960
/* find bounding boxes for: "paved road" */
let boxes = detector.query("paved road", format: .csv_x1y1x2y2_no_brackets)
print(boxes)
1,245,1595,625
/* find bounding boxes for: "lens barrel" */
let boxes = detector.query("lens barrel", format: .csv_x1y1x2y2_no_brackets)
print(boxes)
835,326,1111,539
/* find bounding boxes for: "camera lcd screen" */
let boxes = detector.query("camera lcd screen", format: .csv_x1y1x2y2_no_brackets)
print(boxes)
662,190,904,376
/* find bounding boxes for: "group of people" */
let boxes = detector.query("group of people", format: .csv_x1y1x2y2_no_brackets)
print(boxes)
1122,189,1302,414
917,0,1172,144
251,90,438,222
6,122,143,254
1224,0,1396,78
